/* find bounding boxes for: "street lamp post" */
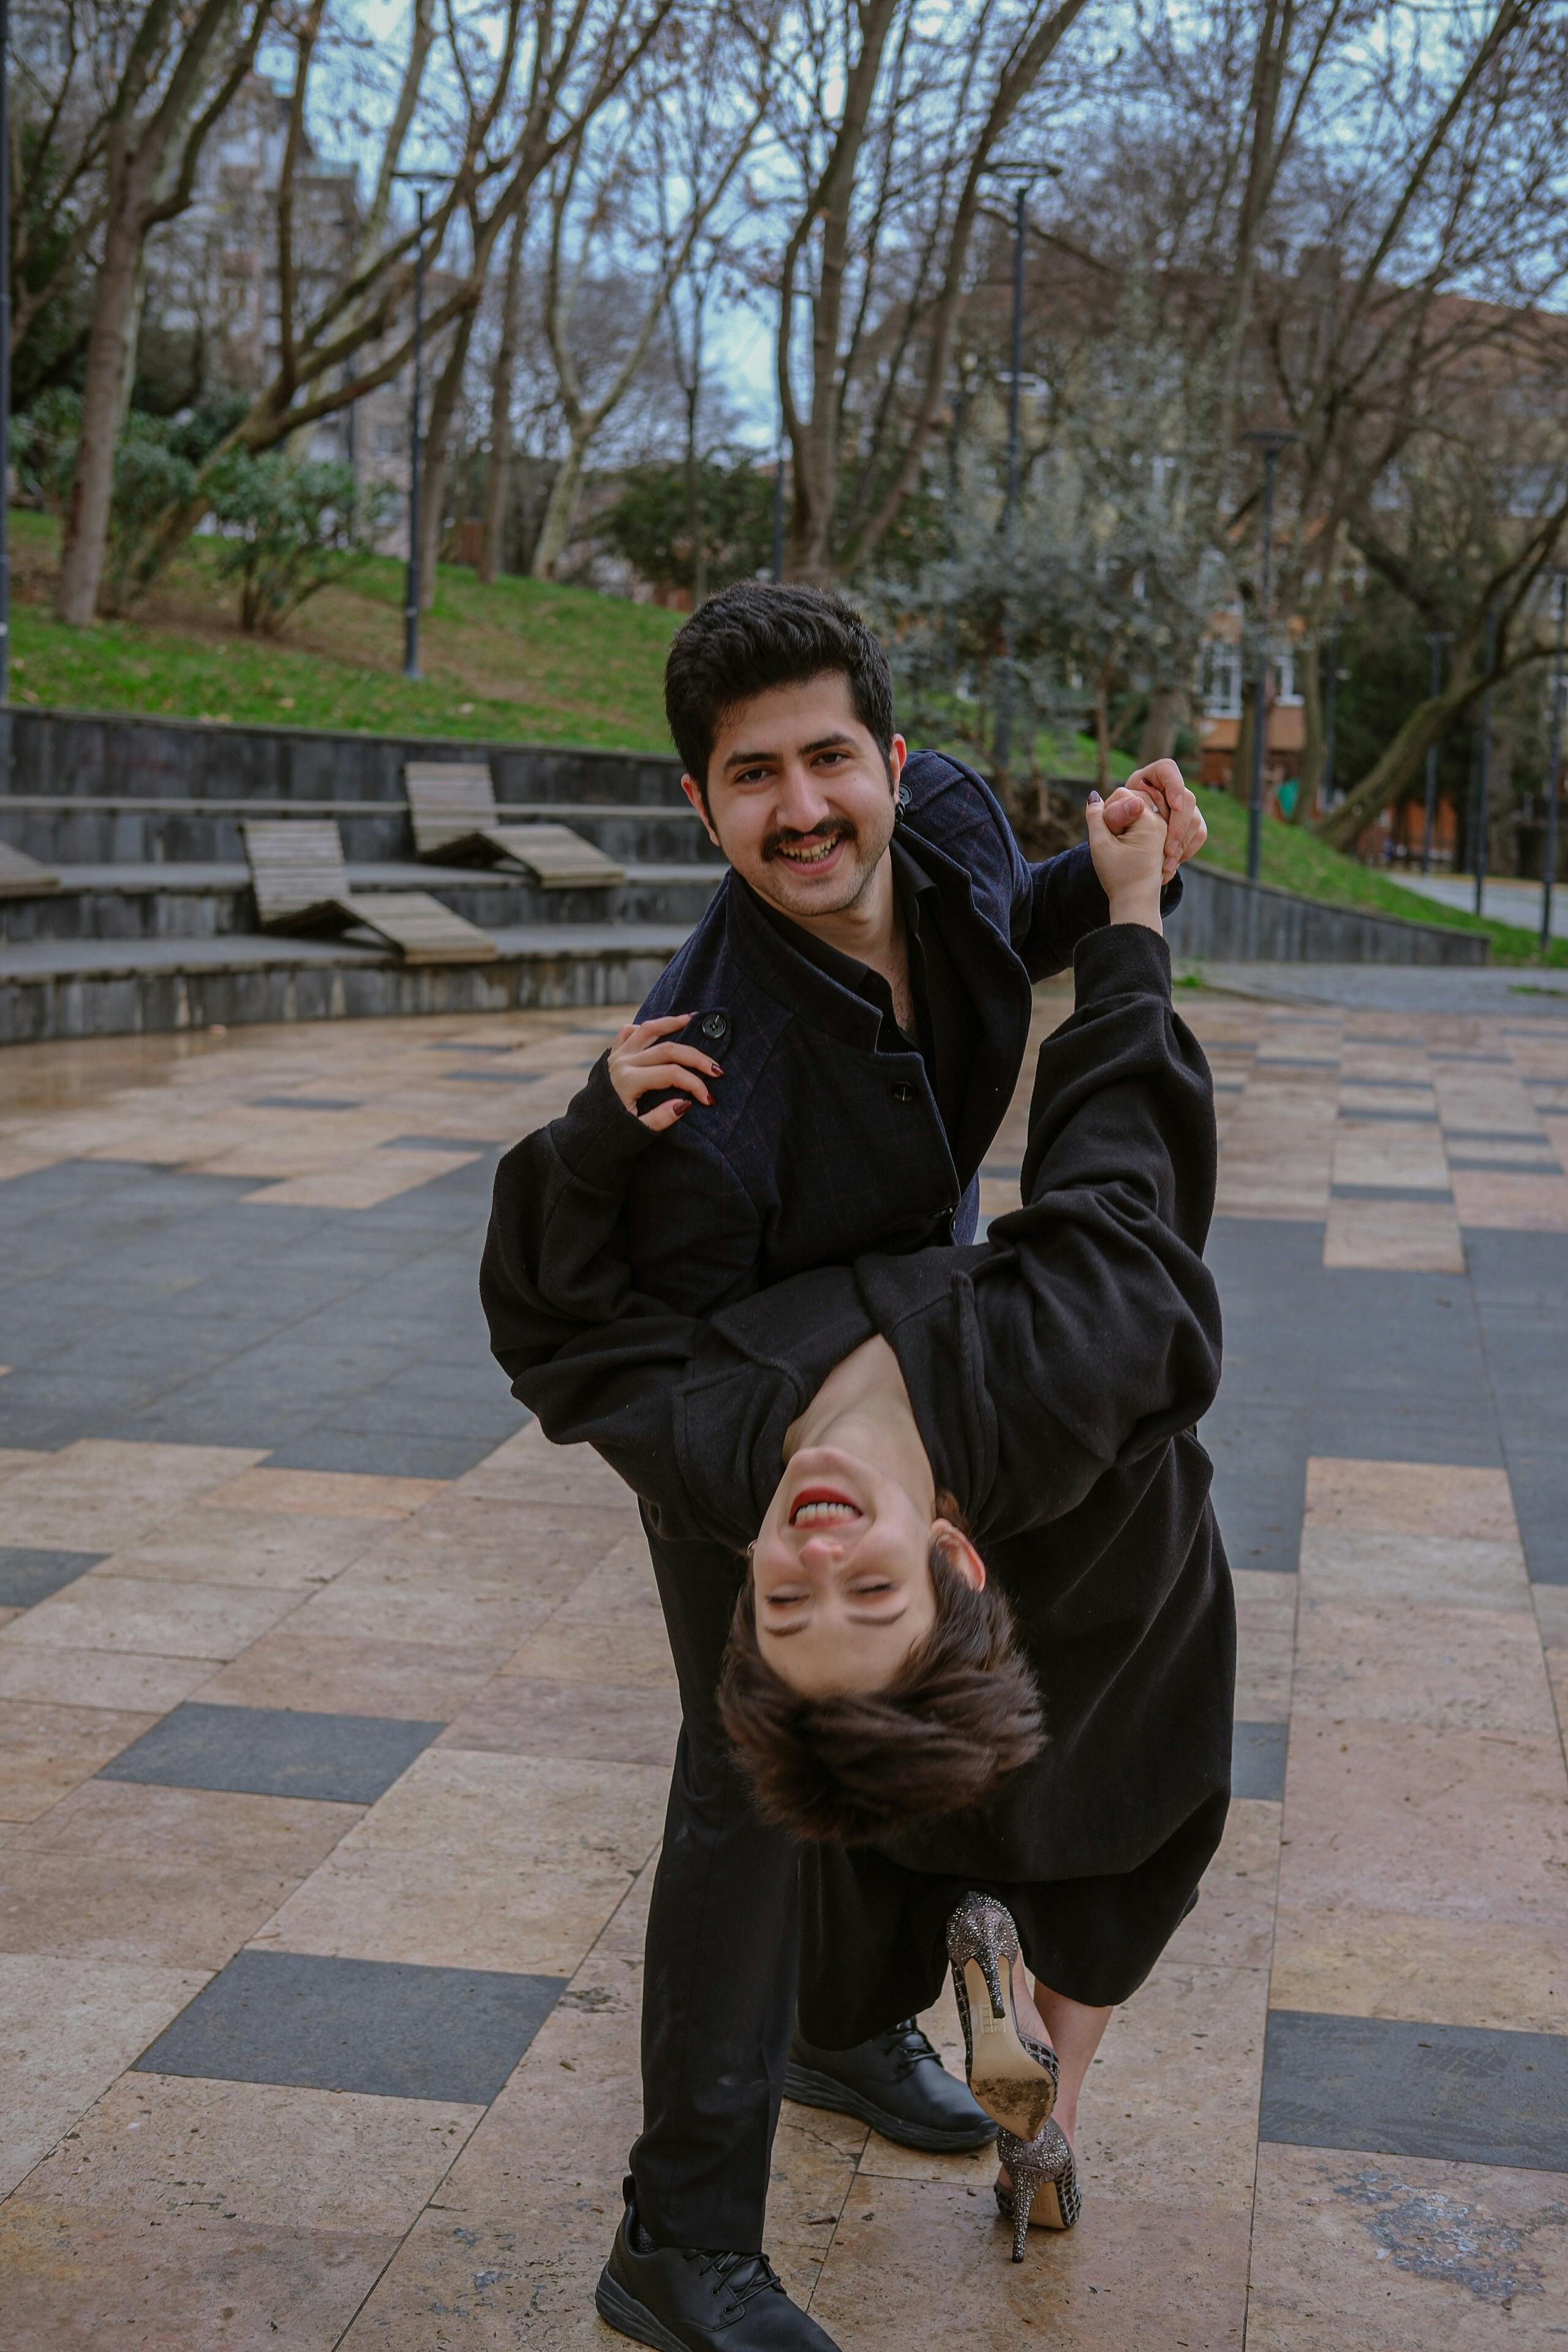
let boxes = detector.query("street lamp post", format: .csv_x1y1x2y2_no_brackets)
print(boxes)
1244,431,1300,883
1541,574,1567,952
0,0,12,714
993,181,1029,773
1320,611,1343,816
1421,633,1452,875
1472,603,1498,920
403,185,429,679
771,279,788,582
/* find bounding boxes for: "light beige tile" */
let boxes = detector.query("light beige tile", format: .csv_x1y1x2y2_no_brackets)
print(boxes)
19,2072,481,2232
1322,1197,1465,1273
0,1646,217,1712
95,1507,380,1591
0,1700,159,1822
8,1779,360,1866
197,1466,448,1520
1292,1599,1556,1736
810,2176,1251,2350
438,1675,681,1765
458,1426,633,1511
194,1630,499,1719
259,1748,666,1974
1246,2142,1568,2350
0,2200,399,2352
281,1566,557,1651
1164,1798,1281,1973
1298,1526,1529,1608
1278,1716,1568,1929
0,1441,268,1551
0,1951,209,2198
1268,1903,1567,2034
3,1574,300,1660
1303,1459,1518,1544
243,1147,479,1207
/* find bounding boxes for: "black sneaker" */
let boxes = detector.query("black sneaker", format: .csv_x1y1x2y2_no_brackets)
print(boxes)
786,2019,997,2152
596,2198,842,2350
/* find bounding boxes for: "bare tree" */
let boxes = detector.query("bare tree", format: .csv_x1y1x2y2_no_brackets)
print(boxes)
529,4,773,578
477,208,528,578
51,0,277,623
769,0,1091,584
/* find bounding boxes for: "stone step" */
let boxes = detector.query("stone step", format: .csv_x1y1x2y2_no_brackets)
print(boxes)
0,860,724,943
0,922,694,1046
0,797,719,868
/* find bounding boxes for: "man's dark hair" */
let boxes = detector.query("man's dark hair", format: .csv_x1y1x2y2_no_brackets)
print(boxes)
663,581,895,802
717,1509,1042,1845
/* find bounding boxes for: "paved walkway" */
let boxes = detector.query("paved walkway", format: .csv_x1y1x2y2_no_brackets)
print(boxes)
1,985,1566,2348
1394,871,1568,940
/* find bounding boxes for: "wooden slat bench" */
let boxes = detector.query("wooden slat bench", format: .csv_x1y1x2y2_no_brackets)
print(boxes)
0,843,61,899
240,820,497,965
404,762,625,886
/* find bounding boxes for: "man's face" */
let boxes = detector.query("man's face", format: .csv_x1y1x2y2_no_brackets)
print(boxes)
682,673,907,921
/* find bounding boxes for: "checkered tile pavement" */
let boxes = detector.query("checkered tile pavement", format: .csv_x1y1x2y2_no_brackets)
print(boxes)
1,985,1566,2347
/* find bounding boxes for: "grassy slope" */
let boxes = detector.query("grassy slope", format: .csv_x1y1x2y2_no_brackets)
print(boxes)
9,508,1559,962
7,510,679,751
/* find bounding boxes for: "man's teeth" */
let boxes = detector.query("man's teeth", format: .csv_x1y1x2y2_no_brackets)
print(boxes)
793,1499,859,1525
780,839,840,864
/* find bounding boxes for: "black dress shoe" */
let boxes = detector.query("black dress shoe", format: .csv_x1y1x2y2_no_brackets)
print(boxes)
785,2019,997,2152
597,2199,842,2350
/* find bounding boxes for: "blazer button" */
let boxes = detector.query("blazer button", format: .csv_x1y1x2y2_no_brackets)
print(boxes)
699,1011,729,1043
891,1080,916,1102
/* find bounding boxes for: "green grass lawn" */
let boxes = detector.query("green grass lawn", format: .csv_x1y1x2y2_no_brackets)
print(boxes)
7,509,679,751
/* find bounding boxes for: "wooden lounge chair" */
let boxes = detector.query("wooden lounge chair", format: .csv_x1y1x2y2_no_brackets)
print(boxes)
404,761,625,886
241,820,496,965
0,842,60,898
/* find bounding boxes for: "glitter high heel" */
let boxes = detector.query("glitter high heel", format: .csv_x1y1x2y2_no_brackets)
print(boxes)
944,1893,1058,2141
995,2120,1082,2260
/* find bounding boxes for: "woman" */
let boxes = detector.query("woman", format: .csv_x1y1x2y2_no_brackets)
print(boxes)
484,799,1232,2260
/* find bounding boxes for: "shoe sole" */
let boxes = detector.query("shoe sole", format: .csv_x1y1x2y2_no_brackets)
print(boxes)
960,1958,1058,2140
783,2060,997,2152
595,2266,691,2352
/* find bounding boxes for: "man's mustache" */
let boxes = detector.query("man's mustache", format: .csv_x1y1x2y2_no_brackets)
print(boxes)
761,818,858,862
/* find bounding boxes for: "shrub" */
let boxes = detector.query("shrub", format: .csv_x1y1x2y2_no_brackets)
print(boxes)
206,453,393,634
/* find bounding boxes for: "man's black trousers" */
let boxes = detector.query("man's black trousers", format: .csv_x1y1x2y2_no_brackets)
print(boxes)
630,1513,801,2252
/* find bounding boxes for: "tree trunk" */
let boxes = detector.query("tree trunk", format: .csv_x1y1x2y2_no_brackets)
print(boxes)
1229,678,1260,807
1291,637,1325,824
1314,679,1483,852
530,437,587,579
478,215,526,584
55,208,146,624
1093,675,1112,791
418,311,477,609
1137,684,1186,764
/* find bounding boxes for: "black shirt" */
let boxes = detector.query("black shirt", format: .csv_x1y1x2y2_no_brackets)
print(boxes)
747,837,979,1152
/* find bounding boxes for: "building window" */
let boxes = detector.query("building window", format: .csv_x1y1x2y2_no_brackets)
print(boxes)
1201,639,1243,718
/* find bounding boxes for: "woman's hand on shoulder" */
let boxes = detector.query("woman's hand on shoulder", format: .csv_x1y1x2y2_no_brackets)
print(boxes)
607,1014,723,1134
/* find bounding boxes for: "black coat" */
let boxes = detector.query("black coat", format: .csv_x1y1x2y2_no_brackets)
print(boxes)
483,925,1231,1904
532,745,1176,1317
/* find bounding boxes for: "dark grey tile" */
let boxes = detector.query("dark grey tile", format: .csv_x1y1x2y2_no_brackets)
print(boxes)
1260,2011,1568,2173
439,1068,546,1083
0,1548,107,1608
1338,1076,1434,1093
247,1097,363,1111
384,1134,503,1152
1336,1109,1439,1125
134,1948,565,2104
260,1429,483,1479
1232,1719,1287,1801
1329,1183,1453,1202
1447,1158,1559,1175
99,1701,444,1803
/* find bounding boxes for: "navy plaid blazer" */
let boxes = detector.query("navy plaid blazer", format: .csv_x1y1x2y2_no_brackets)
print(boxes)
617,746,1165,1317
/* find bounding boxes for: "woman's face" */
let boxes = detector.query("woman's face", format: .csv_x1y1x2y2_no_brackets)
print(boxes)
750,1443,981,1697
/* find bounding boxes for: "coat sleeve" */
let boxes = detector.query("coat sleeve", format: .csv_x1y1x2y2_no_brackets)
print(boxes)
855,924,1221,1544
479,1054,873,1544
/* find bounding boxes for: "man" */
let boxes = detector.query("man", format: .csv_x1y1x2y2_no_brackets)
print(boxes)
483,582,1206,2351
